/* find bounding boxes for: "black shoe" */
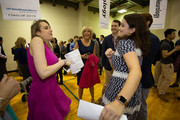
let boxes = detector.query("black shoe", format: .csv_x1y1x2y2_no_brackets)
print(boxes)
59,82,63,85
177,97,180,100
22,94,27,102
20,83,25,93
169,83,179,88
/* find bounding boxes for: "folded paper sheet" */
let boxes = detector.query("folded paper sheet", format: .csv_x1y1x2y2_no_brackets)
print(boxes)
77,100,128,120
64,49,84,74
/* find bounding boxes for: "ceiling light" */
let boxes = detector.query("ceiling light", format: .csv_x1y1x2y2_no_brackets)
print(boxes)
118,9,127,13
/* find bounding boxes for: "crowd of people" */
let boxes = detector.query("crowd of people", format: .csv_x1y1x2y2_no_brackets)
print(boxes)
0,12,180,120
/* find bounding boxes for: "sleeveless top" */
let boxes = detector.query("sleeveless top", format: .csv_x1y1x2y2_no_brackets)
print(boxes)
27,43,71,120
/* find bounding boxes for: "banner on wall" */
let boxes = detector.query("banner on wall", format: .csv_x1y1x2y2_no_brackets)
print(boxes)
0,0,41,21
149,0,167,29
99,0,110,29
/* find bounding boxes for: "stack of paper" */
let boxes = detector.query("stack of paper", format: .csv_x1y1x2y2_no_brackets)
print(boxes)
64,49,84,74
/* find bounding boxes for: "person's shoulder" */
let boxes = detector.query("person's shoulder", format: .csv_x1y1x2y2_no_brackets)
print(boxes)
31,37,43,44
30,37,44,49
175,39,180,45
104,34,112,39
91,39,95,44
161,39,170,46
77,39,81,43
117,39,134,46
150,32,159,40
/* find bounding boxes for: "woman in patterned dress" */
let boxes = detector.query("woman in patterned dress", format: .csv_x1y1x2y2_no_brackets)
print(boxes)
100,13,150,120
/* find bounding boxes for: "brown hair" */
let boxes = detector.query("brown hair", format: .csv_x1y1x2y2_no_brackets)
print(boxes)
117,13,150,56
14,37,26,49
31,19,50,39
141,13,153,28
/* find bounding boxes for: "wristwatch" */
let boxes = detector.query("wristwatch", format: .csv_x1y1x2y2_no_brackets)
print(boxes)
116,95,128,106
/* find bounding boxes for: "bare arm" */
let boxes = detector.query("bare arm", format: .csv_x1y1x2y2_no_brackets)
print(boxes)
118,51,142,101
105,48,114,69
30,37,69,80
162,46,180,58
0,74,20,116
100,51,142,120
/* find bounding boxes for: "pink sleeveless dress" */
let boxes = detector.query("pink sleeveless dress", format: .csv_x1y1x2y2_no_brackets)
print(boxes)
27,43,71,120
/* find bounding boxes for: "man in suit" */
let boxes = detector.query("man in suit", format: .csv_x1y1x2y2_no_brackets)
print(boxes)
136,13,160,120
96,20,121,104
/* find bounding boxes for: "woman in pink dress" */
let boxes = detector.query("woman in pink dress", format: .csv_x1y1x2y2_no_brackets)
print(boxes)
27,20,71,120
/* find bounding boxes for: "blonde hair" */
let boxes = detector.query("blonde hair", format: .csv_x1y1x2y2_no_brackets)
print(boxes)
81,26,93,40
31,19,50,39
14,37,26,49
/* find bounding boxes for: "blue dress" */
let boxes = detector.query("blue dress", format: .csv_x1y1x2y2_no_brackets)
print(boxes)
77,39,95,85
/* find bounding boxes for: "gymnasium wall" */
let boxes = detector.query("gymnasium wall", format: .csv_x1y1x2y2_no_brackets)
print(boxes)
0,0,179,71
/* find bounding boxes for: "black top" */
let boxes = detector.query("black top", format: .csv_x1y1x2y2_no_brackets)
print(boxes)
0,44,7,63
102,34,115,70
141,32,160,88
60,45,67,59
160,39,175,64
54,44,60,58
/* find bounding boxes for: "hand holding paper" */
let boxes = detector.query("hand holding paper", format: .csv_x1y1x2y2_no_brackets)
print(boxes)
77,100,127,120
64,49,84,74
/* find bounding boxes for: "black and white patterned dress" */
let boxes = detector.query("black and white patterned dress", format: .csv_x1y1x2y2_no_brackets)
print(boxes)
102,39,142,120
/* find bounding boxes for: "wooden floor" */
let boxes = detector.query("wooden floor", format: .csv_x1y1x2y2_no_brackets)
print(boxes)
8,66,180,120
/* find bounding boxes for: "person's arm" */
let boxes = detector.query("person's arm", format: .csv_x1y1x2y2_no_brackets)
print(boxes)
0,74,20,116
30,37,70,80
162,46,180,58
105,48,114,69
100,51,142,120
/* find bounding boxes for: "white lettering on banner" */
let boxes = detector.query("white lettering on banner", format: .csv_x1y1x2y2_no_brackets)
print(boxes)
99,0,110,29
149,0,167,29
153,0,162,18
102,0,107,18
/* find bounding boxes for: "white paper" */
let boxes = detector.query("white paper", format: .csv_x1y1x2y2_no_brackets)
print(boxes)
64,49,84,74
77,100,128,120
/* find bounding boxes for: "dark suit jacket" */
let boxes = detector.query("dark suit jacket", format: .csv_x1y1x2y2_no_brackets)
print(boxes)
67,43,70,53
141,32,160,88
60,46,67,59
102,34,115,70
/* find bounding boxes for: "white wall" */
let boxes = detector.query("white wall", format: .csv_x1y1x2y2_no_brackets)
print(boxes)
0,2,79,71
88,11,113,38
0,0,179,71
